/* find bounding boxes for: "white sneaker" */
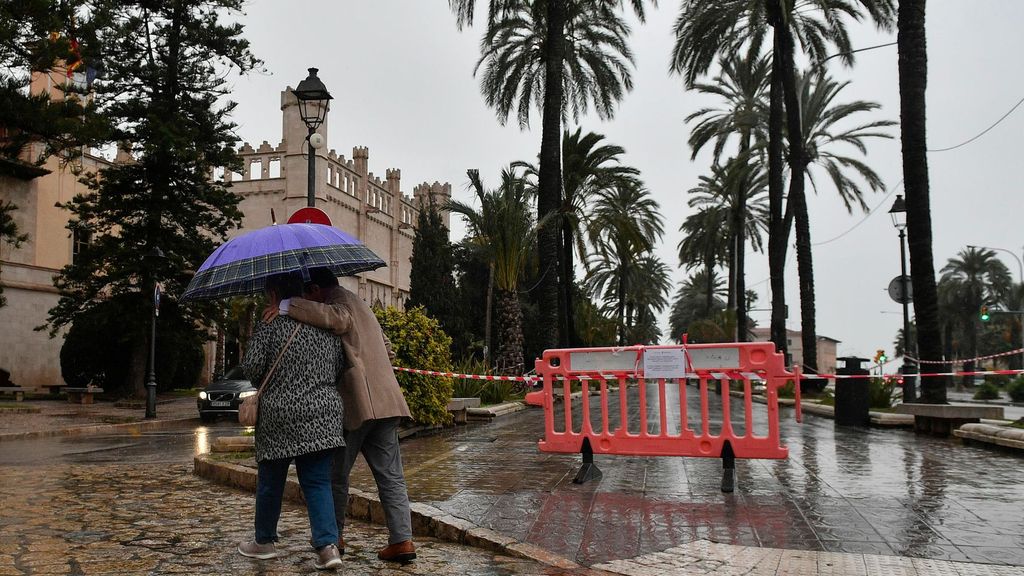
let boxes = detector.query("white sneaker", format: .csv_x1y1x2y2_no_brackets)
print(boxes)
238,540,280,559
314,543,343,570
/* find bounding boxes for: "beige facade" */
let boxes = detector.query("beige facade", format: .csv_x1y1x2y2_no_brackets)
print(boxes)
749,327,840,375
227,88,450,307
0,77,449,390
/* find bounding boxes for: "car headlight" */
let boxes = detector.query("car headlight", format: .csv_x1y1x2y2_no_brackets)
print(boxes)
238,390,257,399
198,391,208,400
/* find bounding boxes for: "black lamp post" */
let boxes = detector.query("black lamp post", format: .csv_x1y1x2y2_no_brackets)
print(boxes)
888,194,916,402
145,246,165,419
291,68,333,208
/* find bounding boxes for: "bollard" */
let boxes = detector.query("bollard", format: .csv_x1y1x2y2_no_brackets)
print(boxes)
834,357,870,427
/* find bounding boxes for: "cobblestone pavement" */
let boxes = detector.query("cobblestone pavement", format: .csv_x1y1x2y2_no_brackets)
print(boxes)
0,460,561,575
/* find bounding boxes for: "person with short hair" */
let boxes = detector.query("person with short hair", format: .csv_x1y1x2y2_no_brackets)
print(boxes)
272,267,416,563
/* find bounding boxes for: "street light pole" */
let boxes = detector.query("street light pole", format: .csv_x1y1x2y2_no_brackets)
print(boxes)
889,195,916,401
968,243,1024,370
291,68,333,208
145,246,164,419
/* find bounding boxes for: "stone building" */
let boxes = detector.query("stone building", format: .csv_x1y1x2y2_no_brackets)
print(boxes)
749,327,840,376
0,74,449,390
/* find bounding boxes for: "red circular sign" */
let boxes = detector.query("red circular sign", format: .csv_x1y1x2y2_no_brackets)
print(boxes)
287,207,332,226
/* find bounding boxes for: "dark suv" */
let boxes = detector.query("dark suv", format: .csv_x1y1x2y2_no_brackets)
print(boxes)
197,366,256,423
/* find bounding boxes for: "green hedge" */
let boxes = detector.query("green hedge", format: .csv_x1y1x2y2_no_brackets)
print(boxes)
375,305,454,427
1007,377,1024,403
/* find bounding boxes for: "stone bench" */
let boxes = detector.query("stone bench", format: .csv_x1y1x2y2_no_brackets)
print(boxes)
0,387,25,402
64,387,104,405
447,397,481,425
896,403,1004,436
43,384,66,396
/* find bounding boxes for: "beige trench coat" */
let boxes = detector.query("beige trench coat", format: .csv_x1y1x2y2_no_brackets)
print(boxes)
288,286,411,431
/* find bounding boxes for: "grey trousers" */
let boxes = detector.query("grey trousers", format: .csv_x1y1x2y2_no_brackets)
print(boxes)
332,416,412,544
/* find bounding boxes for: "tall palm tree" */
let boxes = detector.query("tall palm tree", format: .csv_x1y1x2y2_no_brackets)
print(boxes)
685,50,769,342
451,0,648,351
672,0,895,358
515,128,640,345
450,1,647,350
684,157,769,339
898,0,943,403
939,247,1012,382
668,269,727,343
787,70,895,372
585,181,663,344
447,168,540,375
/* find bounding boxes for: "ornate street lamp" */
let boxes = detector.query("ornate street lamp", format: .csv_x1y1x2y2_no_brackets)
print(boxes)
145,246,166,418
291,68,333,208
888,194,916,402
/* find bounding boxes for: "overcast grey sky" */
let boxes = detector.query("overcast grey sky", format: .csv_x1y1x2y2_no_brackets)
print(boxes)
225,1,1024,363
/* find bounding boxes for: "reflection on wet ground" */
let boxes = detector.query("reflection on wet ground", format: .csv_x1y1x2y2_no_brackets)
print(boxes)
348,382,1024,566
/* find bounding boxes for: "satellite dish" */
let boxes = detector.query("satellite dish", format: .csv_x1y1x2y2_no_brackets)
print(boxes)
308,132,325,149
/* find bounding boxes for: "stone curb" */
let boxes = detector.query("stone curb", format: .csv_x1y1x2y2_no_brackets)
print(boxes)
733,391,915,428
193,453,607,574
954,423,1024,450
466,401,528,419
0,416,198,442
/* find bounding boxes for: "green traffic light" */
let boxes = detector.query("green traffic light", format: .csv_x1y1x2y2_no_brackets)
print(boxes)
980,306,990,321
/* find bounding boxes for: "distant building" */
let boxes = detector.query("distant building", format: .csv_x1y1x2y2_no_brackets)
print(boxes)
0,73,448,390
749,328,840,376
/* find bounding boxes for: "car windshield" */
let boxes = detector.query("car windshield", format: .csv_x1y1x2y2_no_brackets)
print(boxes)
223,366,247,380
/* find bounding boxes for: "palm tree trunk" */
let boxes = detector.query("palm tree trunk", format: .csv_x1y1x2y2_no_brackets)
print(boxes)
537,0,568,351
735,132,752,342
776,25,817,374
617,270,626,345
766,14,788,360
494,288,524,376
899,0,946,403
485,262,494,364
561,218,577,346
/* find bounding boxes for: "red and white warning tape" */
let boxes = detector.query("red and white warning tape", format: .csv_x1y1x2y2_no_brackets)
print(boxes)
393,366,540,382
394,365,1024,383
907,347,1024,365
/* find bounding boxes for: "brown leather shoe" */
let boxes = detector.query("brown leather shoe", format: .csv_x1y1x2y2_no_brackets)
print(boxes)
377,540,416,563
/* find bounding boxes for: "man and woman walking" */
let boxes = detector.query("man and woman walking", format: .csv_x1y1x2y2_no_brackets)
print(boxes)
237,268,415,570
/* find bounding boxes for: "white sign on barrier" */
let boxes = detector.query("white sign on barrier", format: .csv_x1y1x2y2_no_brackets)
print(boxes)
643,348,687,379
687,347,741,370
569,350,638,371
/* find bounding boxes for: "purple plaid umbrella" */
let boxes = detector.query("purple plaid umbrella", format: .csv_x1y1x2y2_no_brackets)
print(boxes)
182,223,386,300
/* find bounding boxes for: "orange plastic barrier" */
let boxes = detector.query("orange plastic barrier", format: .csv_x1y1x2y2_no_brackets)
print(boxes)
524,342,802,491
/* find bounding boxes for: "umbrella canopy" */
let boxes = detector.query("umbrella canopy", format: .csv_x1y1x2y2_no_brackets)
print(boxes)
182,223,386,300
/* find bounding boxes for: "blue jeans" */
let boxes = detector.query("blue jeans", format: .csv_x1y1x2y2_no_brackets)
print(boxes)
255,449,338,549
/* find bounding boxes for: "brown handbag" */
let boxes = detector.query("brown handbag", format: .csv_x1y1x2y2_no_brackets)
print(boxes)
239,325,300,427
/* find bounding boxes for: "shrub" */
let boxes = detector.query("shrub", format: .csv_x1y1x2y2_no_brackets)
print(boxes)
868,377,898,409
777,380,796,399
375,305,454,426
480,379,517,405
1007,377,1024,403
451,355,487,398
985,374,1011,388
972,382,1001,401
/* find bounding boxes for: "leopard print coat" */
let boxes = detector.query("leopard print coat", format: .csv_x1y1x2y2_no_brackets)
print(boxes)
242,316,345,462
